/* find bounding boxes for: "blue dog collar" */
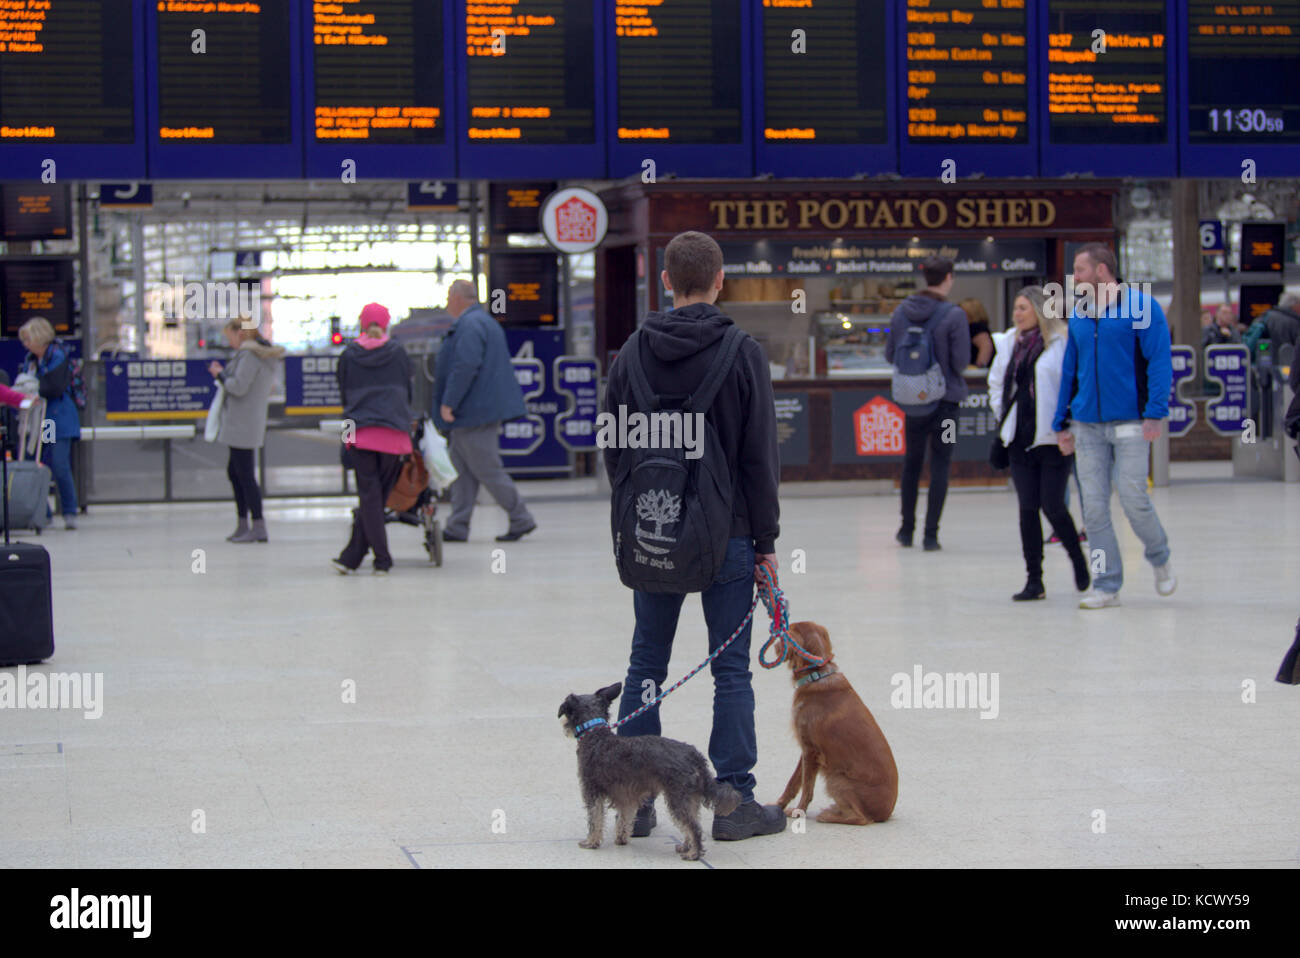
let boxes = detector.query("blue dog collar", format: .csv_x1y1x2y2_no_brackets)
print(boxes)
794,665,839,688
575,718,608,739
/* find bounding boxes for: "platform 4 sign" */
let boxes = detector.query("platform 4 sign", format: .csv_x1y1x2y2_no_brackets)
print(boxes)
1204,344,1250,436
1167,345,1197,439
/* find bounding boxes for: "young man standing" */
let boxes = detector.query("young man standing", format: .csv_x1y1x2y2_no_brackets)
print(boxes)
1054,242,1176,609
885,256,972,550
435,279,537,543
604,231,785,843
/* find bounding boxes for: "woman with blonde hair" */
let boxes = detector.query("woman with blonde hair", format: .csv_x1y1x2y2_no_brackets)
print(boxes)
959,297,995,368
17,317,81,528
208,317,284,542
988,286,1089,601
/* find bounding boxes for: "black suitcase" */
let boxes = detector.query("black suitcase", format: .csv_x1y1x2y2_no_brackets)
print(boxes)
1,443,54,666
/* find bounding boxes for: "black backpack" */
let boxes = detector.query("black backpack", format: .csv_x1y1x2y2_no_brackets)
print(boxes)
611,325,745,594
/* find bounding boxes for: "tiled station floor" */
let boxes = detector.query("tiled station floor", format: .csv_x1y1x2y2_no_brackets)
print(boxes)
2,465,1297,868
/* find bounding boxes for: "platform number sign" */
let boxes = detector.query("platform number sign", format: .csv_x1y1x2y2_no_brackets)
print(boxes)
1199,220,1224,256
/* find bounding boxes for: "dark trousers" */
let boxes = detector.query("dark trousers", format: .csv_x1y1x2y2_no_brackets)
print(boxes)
616,537,758,803
338,448,404,571
1008,444,1084,581
899,400,958,538
226,447,262,520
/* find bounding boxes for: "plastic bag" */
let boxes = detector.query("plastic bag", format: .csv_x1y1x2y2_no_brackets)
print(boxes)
418,418,458,491
204,382,224,442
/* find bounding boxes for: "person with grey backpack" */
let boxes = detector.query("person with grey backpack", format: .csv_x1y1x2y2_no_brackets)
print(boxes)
886,256,971,551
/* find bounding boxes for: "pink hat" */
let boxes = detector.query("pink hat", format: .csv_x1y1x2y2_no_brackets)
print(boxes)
360,302,390,330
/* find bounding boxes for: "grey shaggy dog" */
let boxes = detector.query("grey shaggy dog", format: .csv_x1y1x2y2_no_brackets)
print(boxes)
558,683,742,861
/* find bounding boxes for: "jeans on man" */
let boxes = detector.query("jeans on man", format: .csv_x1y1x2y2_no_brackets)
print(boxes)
899,400,958,538
616,537,758,802
1073,420,1171,594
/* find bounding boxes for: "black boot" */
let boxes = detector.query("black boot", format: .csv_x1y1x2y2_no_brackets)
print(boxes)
1013,579,1046,601
1052,518,1091,591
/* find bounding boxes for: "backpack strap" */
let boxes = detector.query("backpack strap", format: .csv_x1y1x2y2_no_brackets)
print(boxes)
621,329,660,412
684,325,746,415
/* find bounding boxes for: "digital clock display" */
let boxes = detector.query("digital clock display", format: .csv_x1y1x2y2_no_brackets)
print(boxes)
1187,1,1299,143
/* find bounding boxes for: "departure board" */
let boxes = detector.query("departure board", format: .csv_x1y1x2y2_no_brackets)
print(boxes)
616,0,743,144
466,1,594,144
155,1,292,143
0,184,71,240
489,253,558,326
1186,1,1300,144
1,260,74,337
489,181,555,234
904,0,1029,144
1046,2,1166,144
1239,223,1285,272
763,0,887,145
0,0,133,144
312,1,443,144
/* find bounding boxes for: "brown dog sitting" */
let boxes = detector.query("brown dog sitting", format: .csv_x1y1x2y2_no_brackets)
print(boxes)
774,621,898,825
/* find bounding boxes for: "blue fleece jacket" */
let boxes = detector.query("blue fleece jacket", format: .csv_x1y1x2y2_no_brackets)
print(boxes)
433,305,526,430
1052,285,1172,431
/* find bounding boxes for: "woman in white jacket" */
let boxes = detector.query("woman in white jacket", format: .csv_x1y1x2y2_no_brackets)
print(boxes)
988,286,1090,601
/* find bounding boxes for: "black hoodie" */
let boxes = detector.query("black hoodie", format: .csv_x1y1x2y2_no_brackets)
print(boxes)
604,303,780,554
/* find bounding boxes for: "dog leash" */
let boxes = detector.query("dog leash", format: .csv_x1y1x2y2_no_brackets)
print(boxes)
609,567,825,731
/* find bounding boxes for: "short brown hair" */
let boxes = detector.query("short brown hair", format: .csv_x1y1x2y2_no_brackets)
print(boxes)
1075,242,1117,279
920,256,954,287
664,231,723,298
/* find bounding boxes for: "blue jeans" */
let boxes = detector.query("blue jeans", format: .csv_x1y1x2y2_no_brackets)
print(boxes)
617,537,758,802
40,437,78,516
1073,421,1170,594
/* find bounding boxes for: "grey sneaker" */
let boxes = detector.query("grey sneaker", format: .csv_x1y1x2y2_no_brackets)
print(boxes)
1079,589,1121,610
711,800,786,841
62,515,77,530
1154,561,1177,596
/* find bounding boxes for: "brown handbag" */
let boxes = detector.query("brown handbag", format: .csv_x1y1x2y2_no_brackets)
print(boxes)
386,453,430,513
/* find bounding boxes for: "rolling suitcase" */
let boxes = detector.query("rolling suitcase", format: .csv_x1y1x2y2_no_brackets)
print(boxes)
1,429,55,666
6,397,51,533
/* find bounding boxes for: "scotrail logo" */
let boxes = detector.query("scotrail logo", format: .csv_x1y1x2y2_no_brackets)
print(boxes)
0,666,103,719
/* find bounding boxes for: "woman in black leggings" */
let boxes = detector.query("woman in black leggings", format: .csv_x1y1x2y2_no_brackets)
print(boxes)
208,318,284,542
988,286,1090,601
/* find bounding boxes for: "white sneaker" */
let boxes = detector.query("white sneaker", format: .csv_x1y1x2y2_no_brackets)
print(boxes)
1154,561,1177,596
1079,589,1121,610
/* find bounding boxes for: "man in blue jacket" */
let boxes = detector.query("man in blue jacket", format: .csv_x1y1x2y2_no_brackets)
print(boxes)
434,279,536,542
1054,243,1175,609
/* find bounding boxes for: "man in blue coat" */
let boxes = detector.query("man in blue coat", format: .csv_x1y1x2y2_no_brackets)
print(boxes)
1054,243,1175,609
434,279,536,542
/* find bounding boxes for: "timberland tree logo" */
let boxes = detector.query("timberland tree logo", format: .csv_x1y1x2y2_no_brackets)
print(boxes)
635,489,680,559
855,396,905,456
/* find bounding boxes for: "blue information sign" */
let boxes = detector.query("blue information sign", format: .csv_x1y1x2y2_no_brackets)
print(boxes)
1199,220,1225,255
283,355,342,415
502,329,569,472
105,359,215,420
553,356,600,451
1167,345,1197,438
1204,344,1250,436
